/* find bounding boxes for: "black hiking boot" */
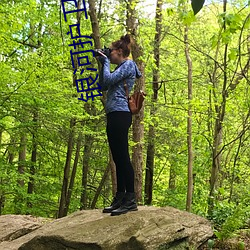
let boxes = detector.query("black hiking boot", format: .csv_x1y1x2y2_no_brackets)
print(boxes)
102,192,125,213
111,192,138,216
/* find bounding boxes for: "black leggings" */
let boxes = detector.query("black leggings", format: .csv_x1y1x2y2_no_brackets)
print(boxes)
106,111,134,193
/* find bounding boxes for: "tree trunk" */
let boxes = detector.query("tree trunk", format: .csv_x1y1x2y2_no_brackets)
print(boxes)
144,0,163,205
168,165,176,190
88,0,118,199
18,135,26,187
58,0,83,218
91,164,110,209
15,134,27,214
80,134,93,210
0,194,4,215
88,0,101,49
168,95,177,190
27,0,43,209
88,0,107,111
228,33,250,201
126,0,145,202
184,25,193,212
58,118,75,218
27,110,38,208
0,127,4,213
208,0,228,216
64,132,82,215
0,129,2,148
7,137,15,164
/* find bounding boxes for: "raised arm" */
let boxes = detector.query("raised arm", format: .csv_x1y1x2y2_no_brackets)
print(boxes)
102,58,133,86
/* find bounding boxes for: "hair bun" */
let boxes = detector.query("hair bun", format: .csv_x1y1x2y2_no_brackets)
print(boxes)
120,34,131,45
112,34,131,57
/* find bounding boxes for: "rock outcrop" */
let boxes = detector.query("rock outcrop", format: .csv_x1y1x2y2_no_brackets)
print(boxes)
0,206,214,250
0,214,48,243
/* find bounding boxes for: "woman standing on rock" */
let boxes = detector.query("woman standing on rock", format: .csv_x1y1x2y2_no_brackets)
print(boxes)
97,34,142,216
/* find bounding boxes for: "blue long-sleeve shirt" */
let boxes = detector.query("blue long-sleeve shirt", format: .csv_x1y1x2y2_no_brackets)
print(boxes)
99,57,142,114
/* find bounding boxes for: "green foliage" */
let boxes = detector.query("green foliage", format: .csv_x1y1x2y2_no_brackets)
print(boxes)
238,241,245,250
214,204,250,240
0,2,249,241
207,239,215,249
210,200,236,226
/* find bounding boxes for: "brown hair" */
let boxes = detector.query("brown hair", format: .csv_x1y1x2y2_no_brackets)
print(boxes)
112,34,131,57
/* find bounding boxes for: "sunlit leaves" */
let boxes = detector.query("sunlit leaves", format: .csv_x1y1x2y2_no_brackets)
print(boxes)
228,48,238,61
180,10,196,25
0,0,250,226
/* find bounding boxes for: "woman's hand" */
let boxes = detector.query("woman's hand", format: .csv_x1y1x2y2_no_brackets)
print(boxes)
96,51,108,64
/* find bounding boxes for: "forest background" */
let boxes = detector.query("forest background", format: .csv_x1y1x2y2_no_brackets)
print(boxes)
0,0,249,245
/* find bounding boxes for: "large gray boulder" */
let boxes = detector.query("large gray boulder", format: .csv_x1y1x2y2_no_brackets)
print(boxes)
0,206,213,250
0,214,48,243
